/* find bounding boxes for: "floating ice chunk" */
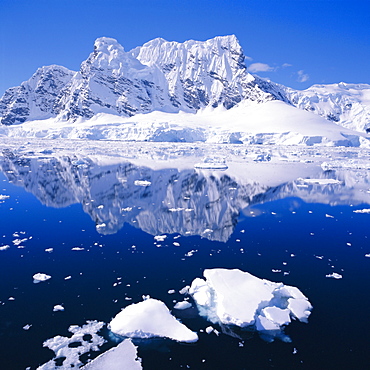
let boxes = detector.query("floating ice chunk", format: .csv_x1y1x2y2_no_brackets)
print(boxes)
33,273,51,284
179,286,190,295
154,235,167,242
0,194,10,200
45,248,53,253
325,214,334,218
168,289,176,294
365,254,370,258
189,269,312,340
134,180,151,186
173,242,180,247
205,326,214,334
353,209,370,214
0,245,10,251
81,338,142,369
109,298,198,343
23,324,32,330
72,247,85,251
174,301,192,310
326,272,342,279
53,304,65,312
37,321,105,370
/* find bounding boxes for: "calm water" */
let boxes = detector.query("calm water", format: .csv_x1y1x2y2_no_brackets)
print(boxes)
0,150,370,369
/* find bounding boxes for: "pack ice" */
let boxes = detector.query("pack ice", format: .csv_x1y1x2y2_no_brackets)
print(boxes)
189,268,312,341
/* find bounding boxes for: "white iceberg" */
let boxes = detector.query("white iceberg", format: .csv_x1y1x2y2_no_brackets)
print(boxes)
81,338,142,370
189,269,312,341
109,298,198,343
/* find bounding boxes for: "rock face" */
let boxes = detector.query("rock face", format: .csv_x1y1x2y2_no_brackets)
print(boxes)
0,65,75,125
0,35,280,124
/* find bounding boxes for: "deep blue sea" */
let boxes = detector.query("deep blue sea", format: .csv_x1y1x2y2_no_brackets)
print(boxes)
0,150,370,369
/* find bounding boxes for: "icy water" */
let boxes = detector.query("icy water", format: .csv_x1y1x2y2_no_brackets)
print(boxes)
1,142,370,369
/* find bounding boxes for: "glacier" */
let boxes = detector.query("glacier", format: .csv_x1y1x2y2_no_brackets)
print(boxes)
1,35,370,147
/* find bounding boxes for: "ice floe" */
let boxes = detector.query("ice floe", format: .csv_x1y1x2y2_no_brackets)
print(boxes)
33,273,51,284
53,304,65,312
174,301,192,310
81,338,142,369
109,298,198,343
353,208,370,214
189,268,312,341
326,272,343,279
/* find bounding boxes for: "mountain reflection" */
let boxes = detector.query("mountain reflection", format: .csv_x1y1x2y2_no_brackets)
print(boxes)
1,149,370,242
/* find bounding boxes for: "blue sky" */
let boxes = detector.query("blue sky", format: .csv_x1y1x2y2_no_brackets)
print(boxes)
0,0,369,95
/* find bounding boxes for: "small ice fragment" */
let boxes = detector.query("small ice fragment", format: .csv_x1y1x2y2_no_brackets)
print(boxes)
0,195,10,200
353,209,370,214
168,290,176,295
205,326,214,334
64,276,72,280
96,223,106,229
72,247,84,251
33,273,51,283
326,272,342,279
173,242,180,247
346,243,351,246
97,205,104,209
185,250,196,257
154,235,167,242
45,248,53,253
179,286,190,295
365,254,370,258
134,180,151,186
0,245,10,251
53,304,65,312
272,269,281,273
174,301,192,310
315,256,324,260
8,297,15,301
23,324,32,330
293,348,298,354
325,214,334,218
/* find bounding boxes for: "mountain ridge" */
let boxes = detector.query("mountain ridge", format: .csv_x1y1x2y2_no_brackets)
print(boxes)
1,35,370,146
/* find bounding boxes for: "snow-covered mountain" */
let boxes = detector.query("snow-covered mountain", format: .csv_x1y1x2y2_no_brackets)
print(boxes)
0,36,277,124
279,82,370,133
0,35,369,146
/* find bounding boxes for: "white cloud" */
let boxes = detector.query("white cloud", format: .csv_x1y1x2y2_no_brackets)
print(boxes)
248,62,275,73
297,70,309,83
282,63,292,68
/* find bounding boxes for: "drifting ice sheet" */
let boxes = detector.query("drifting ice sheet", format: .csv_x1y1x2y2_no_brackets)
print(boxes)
189,269,312,340
109,298,198,343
